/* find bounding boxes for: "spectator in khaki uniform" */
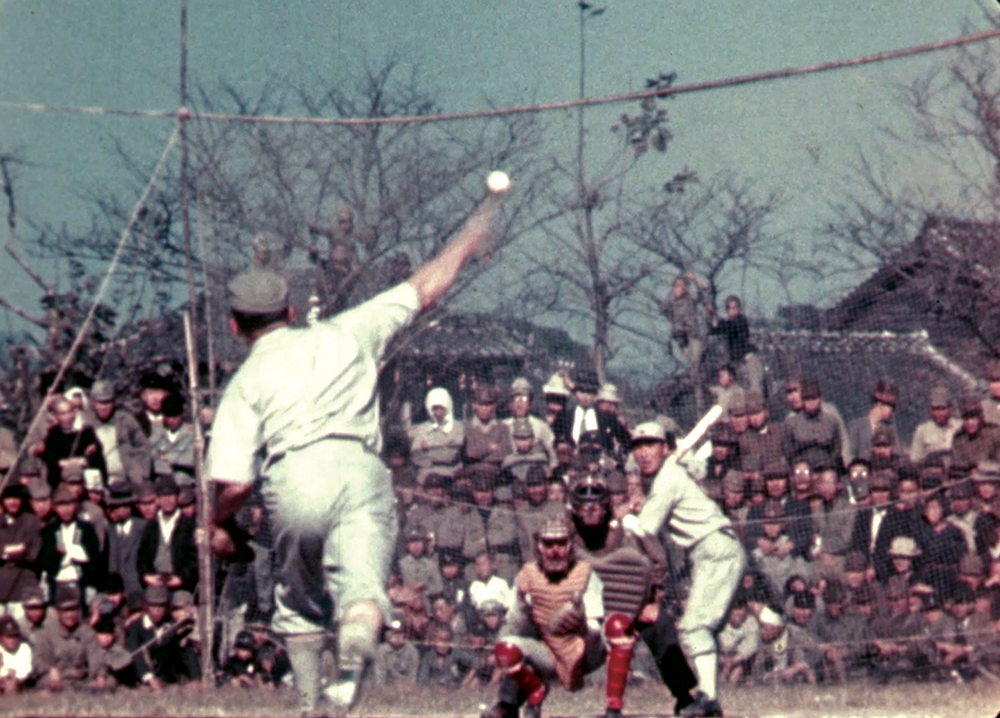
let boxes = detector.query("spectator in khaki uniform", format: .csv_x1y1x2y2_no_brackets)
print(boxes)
661,273,711,393
460,467,520,584
811,462,856,576
503,378,557,471
32,585,104,691
784,376,850,468
951,396,1000,469
464,384,512,469
946,480,978,555
89,380,150,486
910,386,961,464
783,377,846,469
739,390,785,469
847,379,902,464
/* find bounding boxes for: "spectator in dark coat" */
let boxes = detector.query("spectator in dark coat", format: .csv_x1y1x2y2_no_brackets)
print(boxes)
104,482,148,610
39,484,105,601
137,476,198,593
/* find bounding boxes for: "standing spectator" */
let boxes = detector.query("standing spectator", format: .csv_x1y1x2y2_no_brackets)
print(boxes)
594,384,631,466
408,388,464,484
661,273,711,402
847,379,902,463
503,378,558,471
952,397,1000,469
739,391,785,470
569,370,601,447
910,386,961,464
810,462,856,577
105,482,148,611
149,394,195,487
89,380,151,485
464,384,512,469
784,376,851,468
708,294,763,394
34,397,107,490
137,476,197,593
783,377,847,469
39,485,105,602
0,485,42,627
133,372,173,439
946,481,978,555
541,373,573,445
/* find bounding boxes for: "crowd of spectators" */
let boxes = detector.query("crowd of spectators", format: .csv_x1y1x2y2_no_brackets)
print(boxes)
3,339,1000,697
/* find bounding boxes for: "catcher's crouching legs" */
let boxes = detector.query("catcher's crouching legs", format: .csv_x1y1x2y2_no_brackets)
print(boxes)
604,613,635,717
481,642,547,718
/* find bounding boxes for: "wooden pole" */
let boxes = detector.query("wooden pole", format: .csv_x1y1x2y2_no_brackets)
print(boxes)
184,311,214,685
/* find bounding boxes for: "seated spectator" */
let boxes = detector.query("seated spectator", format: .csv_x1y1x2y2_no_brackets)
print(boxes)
430,594,467,644
501,419,549,485
813,580,869,684
91,612,136,690
847,379,901,464
750,606,790,683
89,379,150,485
468,551,515,613
137,475,197,593
811,462,856,577
374,614,419,686
0,615,31,694
0,484,42,624
39,484,105,603
752,501,813,598
219,630,260,688
21,586,49,646
417,622,472,687
718,592,760,685
914,494,965,597
398,526,443,598
149,393,195,487
32,585,103,692
953,398,1000,471
125,584,196,689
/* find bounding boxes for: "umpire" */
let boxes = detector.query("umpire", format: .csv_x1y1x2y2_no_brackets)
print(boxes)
207,197,503,716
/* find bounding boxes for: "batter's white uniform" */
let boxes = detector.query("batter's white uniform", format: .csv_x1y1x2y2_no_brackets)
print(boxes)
636,461,745,659
207,282,420,635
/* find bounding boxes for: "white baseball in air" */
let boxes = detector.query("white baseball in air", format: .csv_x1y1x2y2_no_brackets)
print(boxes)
486,170,510,194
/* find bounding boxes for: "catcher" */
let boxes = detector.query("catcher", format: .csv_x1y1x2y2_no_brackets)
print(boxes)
480,518,606,718
570,473,697,717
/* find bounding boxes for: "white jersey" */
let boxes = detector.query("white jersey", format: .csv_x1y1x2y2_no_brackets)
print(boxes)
635,460,731,549
207,282,420,485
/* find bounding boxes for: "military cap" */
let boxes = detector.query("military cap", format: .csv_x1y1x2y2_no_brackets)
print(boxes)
758,606,783,627
949,480,974,500
740,452,764,473
870,425,895,447
727,389,747,418
0,616,20,638
762,500,785,521
987,359,1000,382
61,462,85,483
973,460,1000,483
103,481,134,508
595,383,622,404
542,373,571,398
929,386,951,409
511,418,534,440
144,584,170,606
872,378,898,407
887,536,921,559
405,525,428,542
799,376,822,400
422,473,446,490
524,465,548,487
93,613,116,635
154,474,179,496
467,464,499,492
574,370,600,394
604,469,626,493
438,548,463,566
228,269,289,314
178,488,196,507
843,551,868,573
631,421,666,443
136,481,157,502
536,517,571,542
961,395,984,418
22,585,46,608
510,377,533,397
709,422,739,447
139,371,174,392
722,471,746,494
870,469,895,492
55,584,81,610
171,590,194,609
853,583,877,606
16,456,43,480
762,459,790,481
745,390,765,415
791,591,815,610
472,383,498,405
52,484,77,505
959,553,985,577
161,393,185,418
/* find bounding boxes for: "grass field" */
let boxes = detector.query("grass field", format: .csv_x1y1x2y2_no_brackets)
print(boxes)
1,679,997,718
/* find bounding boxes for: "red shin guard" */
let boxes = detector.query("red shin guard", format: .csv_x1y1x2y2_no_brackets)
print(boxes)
604,613,634,712
495,642,546,706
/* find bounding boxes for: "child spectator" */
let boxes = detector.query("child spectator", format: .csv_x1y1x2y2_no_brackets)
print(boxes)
416,622,471,687
0,616,32,693
397,526,443,597
467,551,514,613
92,613,135,689
717,592,759,685
219,630,258,687
374,615,420,686
430,594,467,642
753,501,812,598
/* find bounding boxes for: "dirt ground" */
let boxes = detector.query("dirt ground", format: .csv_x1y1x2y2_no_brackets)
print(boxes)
1,678,997,718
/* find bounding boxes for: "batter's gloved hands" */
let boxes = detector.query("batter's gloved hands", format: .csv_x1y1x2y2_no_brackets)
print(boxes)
210,517,255,563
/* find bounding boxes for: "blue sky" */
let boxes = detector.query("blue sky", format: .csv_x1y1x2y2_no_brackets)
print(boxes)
0,0,996,371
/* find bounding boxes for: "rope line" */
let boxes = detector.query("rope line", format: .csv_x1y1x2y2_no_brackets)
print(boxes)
1,28,999,127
